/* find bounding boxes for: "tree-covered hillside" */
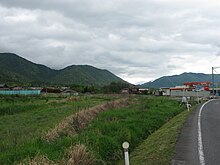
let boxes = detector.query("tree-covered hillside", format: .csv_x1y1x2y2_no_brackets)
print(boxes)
0,53,125,86
141,72,220,88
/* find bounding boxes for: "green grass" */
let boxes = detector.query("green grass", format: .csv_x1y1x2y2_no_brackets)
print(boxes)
75,96,184,164
127,106,194,165
0,94,119,163
0,96,185,164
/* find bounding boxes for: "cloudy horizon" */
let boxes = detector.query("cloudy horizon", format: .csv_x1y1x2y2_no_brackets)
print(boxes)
1,0,220,84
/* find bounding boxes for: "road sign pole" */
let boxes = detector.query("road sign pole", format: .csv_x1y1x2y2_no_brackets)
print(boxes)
212,66,220,96
186,102,190,111
122,142,130,165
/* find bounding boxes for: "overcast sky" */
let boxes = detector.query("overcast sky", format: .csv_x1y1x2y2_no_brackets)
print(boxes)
0,0,220,84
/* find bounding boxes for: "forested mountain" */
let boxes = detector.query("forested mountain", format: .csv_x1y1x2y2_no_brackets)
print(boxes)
141,72,220,88
0,53,125,86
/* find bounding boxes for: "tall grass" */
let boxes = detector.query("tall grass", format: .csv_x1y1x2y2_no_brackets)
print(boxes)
128,108,193,165
0,96,184,164
19,144,96,165
74,97,184,163
63,144,97,165
44,98,130,141
0,95,119,164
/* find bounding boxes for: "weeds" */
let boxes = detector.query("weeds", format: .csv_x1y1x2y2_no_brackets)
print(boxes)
1,96,184,164
18,144,96,165
63,144,97,165
74,97,184,163
44,98,129,141
0,95,116,162
19,154,56,165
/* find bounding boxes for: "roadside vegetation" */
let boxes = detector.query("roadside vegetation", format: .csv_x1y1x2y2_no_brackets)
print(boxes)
0,95,185,164
127,106,192,165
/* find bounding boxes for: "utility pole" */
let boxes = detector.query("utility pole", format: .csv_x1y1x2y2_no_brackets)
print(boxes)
212,66,220,96
212,67,214,95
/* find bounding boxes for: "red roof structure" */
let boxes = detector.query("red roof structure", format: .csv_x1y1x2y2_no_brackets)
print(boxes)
183,82,212,91
183,82,212,86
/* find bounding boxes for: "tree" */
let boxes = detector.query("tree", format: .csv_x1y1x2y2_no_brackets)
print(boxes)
102,81,130,93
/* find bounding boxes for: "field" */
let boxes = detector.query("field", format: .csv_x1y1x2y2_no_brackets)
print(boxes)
0,94,185,164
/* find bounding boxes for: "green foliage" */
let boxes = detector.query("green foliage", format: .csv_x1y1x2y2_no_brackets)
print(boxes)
102,81,130,93
52,65,125,86
0,96,184,164
129,107,192,165
141,72,220,88
70,84,98,93
75,97,184,163
0,53,57,84
0,95,118,164
0,53,125,86
70,84,85,93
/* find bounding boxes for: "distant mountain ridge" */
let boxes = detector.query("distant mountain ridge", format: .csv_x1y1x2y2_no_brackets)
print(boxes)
0,53,125,86
141,72,220,88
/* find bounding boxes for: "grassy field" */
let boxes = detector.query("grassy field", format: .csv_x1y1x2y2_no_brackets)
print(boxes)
0,94,120,163
0,95,185,164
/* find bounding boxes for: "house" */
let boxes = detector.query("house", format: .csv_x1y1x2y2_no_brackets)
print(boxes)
169,82,211,98
121,87,140,94
159,87,171,96
121,88,129,94
139,88,149,94
130,88,139,94
61,89,79,96
12,87,24,90
0,84,10,90
155,90,163,96
41,87,61,93
0,84,8,88
29,87,43,90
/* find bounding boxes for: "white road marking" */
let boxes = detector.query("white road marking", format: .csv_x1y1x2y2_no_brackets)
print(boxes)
198,99,216,165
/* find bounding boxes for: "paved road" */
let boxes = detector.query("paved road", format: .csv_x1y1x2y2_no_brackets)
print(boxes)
171,99,220,165
202,99,220,165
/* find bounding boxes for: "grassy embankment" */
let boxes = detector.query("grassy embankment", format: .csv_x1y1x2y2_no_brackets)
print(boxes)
0,95,186,164
127,106,193,165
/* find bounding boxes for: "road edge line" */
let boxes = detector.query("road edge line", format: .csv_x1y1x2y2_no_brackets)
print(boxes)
198,99,215,165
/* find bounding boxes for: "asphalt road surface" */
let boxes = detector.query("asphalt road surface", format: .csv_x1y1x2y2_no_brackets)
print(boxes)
171,99,220,165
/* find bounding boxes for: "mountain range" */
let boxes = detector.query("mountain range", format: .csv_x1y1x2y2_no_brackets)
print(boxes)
1,53,220,88
0,53,125,86
141,72,220,88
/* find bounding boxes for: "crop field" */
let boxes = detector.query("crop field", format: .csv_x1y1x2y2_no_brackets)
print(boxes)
0,95,184,164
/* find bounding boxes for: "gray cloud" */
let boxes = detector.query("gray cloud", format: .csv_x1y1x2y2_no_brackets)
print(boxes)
0,0,220,84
